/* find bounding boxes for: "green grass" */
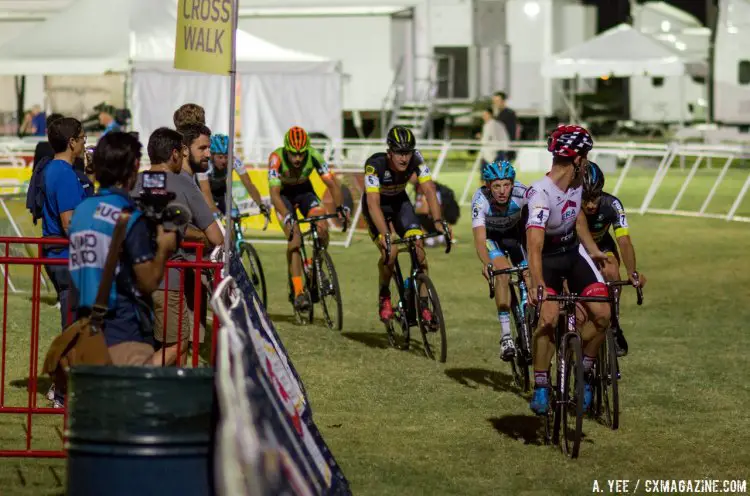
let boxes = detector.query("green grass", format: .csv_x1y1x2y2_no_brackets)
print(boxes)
0,169,749,495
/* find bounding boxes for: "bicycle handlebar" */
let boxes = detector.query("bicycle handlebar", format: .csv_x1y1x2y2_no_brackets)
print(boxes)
231,210,270,231
487,264,527,299
286,212,348,241
392,228,452,254
606,277,644,306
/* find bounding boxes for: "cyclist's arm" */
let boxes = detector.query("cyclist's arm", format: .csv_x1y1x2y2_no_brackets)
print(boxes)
365,191,390,237
419,179,442,223
525,190,549,291
319,173,343,207
197,177,220,215
269,186,289,220
472,226,492,266
616,235,637,276
611,197,637,275
239,172,264,208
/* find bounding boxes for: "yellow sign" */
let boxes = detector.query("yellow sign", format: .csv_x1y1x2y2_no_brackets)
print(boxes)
174,0,234,75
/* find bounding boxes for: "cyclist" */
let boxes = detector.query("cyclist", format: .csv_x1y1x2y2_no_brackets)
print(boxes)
268,126,348,312
525,125,610,416
471,160,528,361
362,125,448,322
197,134,269,219
581,162,647,356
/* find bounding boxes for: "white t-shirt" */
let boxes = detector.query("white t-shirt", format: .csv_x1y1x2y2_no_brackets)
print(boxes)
525,174,582,254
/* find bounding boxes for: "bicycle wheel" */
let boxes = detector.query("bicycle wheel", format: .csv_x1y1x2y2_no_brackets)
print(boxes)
239,242,267,309
415,274,447,363
315,251,343,331
385,274,410,350
560,334,584,459
288,274,314,325
510,292,531,392
600,327,620,430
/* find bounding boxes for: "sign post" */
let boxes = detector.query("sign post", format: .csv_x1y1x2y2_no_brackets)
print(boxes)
174,0,238,268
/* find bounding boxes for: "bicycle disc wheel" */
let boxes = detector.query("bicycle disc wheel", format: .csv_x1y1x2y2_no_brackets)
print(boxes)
561,334,584,459
415,274,447,363
239,242,267,309
315,251,343,331
602,327,620,430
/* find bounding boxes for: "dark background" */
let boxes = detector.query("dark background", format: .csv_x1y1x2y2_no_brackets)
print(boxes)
583,0,708,30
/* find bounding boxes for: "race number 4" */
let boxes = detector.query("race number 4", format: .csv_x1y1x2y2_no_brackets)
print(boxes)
528,206,550,227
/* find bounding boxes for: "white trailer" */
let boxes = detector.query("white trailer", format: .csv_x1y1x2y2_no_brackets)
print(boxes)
713,0,750,125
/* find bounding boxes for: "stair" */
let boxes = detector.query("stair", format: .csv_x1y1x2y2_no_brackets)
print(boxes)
390,102,431,137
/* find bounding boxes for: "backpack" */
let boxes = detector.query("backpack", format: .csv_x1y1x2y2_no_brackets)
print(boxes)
26,156,52,226
436,182,460,225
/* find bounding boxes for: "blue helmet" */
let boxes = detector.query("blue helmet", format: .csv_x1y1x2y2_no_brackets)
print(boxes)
210,134,229,154
481,160,516,183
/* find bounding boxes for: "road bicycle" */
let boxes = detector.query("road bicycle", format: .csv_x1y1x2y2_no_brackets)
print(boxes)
382,225,451,362
287,213,348,330
229,210,269,308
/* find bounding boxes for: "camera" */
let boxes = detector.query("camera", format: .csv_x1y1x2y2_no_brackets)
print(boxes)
133,171,191,233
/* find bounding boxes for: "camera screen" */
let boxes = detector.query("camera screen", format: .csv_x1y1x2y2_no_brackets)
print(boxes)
143,172,166,189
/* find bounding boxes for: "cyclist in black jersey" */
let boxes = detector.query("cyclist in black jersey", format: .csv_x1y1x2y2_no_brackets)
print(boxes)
362,126,448,322
582,162,647,356
197,134,269,219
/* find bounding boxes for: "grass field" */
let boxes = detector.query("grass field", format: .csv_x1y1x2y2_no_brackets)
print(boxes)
0,164,749,495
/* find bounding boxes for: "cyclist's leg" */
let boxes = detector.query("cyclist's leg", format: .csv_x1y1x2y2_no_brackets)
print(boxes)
392,194,426,271
279,193,304,299
362,197,398,319
487,239,516,359
298,191,329,247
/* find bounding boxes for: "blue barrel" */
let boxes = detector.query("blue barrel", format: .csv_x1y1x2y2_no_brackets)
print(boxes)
66,366,214,496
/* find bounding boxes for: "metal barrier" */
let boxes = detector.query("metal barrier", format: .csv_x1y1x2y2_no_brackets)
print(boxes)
0,237,223,458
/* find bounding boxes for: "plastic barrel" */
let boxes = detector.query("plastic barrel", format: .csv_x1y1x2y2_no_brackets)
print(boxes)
66,366,215,496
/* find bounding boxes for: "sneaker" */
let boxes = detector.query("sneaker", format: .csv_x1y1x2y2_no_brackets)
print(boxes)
615,328,629,357
294,293,310,312
379,296,393,322
500,336,516,362
530,386,550,415
46,384,55,401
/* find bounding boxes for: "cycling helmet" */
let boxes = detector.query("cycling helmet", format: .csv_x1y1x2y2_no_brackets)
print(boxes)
284,126,310,154
386,126,416,153
582,162,605,197
547,125,594,158
481,160,516,183
210,134,229,155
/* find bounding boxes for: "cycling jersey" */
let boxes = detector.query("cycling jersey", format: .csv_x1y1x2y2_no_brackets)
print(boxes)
196,157,246,210
268,147,331,190
471,182,527,236
585,192,629,245
364,151,431,198
525,175,582,256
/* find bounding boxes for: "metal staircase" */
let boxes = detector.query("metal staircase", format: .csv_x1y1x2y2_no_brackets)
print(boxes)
380,54,455,138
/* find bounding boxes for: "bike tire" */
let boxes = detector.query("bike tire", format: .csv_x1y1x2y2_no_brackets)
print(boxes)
239,242,267,309
561,334,584,459
387,274,410,350
316,251,343,331
510,291,531,392
605,327,620,430
415,274,447,363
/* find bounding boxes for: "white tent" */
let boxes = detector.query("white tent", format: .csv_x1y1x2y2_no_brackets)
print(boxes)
0,0,343,143
542,23,702,79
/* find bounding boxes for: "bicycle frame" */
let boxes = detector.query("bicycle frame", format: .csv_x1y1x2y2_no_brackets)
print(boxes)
488,263,531,355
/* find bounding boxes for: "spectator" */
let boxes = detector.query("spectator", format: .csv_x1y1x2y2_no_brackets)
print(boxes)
40,117,94,329
32,113,63,167
98,104,121,136
173,103,206,128
20,105,47,137
480,108,510,167
133,127,223,365
492,91,520,162
67,132,178,371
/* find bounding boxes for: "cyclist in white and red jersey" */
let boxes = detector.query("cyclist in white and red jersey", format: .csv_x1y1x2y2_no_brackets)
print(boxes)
526,125,611,416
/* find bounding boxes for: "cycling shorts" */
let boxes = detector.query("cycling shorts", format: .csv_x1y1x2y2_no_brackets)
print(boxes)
279,182,323,219
362,193,422,241
485,235,527,268
542,243,607,296
596,232,620,263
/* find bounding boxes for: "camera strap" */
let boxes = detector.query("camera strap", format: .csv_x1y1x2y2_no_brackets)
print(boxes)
90,211,131,326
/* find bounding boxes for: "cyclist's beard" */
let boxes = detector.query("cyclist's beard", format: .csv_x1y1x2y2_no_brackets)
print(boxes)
189,154,208,173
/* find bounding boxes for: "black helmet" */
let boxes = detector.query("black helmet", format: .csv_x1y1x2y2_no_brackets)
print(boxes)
386,126,416,153
582,162,605,197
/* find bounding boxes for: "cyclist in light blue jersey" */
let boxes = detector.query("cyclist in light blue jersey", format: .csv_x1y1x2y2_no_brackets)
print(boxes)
471,160,528,361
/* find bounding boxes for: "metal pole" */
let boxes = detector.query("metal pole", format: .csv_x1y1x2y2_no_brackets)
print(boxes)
223,0,238,268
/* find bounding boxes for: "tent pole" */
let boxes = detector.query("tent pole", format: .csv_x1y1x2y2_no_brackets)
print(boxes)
224,0,239,267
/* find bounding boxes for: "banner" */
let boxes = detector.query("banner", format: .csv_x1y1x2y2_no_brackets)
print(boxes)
214,256,352,495
174,0,234,75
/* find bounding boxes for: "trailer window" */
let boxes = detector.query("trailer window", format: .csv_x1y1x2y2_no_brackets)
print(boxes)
651,77,664,87
740,61,750,85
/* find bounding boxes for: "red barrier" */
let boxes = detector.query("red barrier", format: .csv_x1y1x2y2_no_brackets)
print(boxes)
0,237,223,458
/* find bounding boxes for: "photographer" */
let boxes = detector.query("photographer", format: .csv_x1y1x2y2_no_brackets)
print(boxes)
133,127,222,364
67,132,178,369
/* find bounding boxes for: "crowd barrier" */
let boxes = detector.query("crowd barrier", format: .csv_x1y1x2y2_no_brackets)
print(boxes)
0,238,222,458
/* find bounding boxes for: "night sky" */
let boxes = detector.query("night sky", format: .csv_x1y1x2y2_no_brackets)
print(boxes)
583,0,708,31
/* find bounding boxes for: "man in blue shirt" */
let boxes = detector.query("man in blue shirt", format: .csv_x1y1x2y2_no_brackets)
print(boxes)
42,117,94,328
68,132,178,367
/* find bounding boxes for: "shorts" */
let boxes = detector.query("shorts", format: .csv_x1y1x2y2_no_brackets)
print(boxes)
280,183,323,219
597,232,620,263
153,289,193,345
361,193,422,240
485,235,527,267
542,244,607,296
